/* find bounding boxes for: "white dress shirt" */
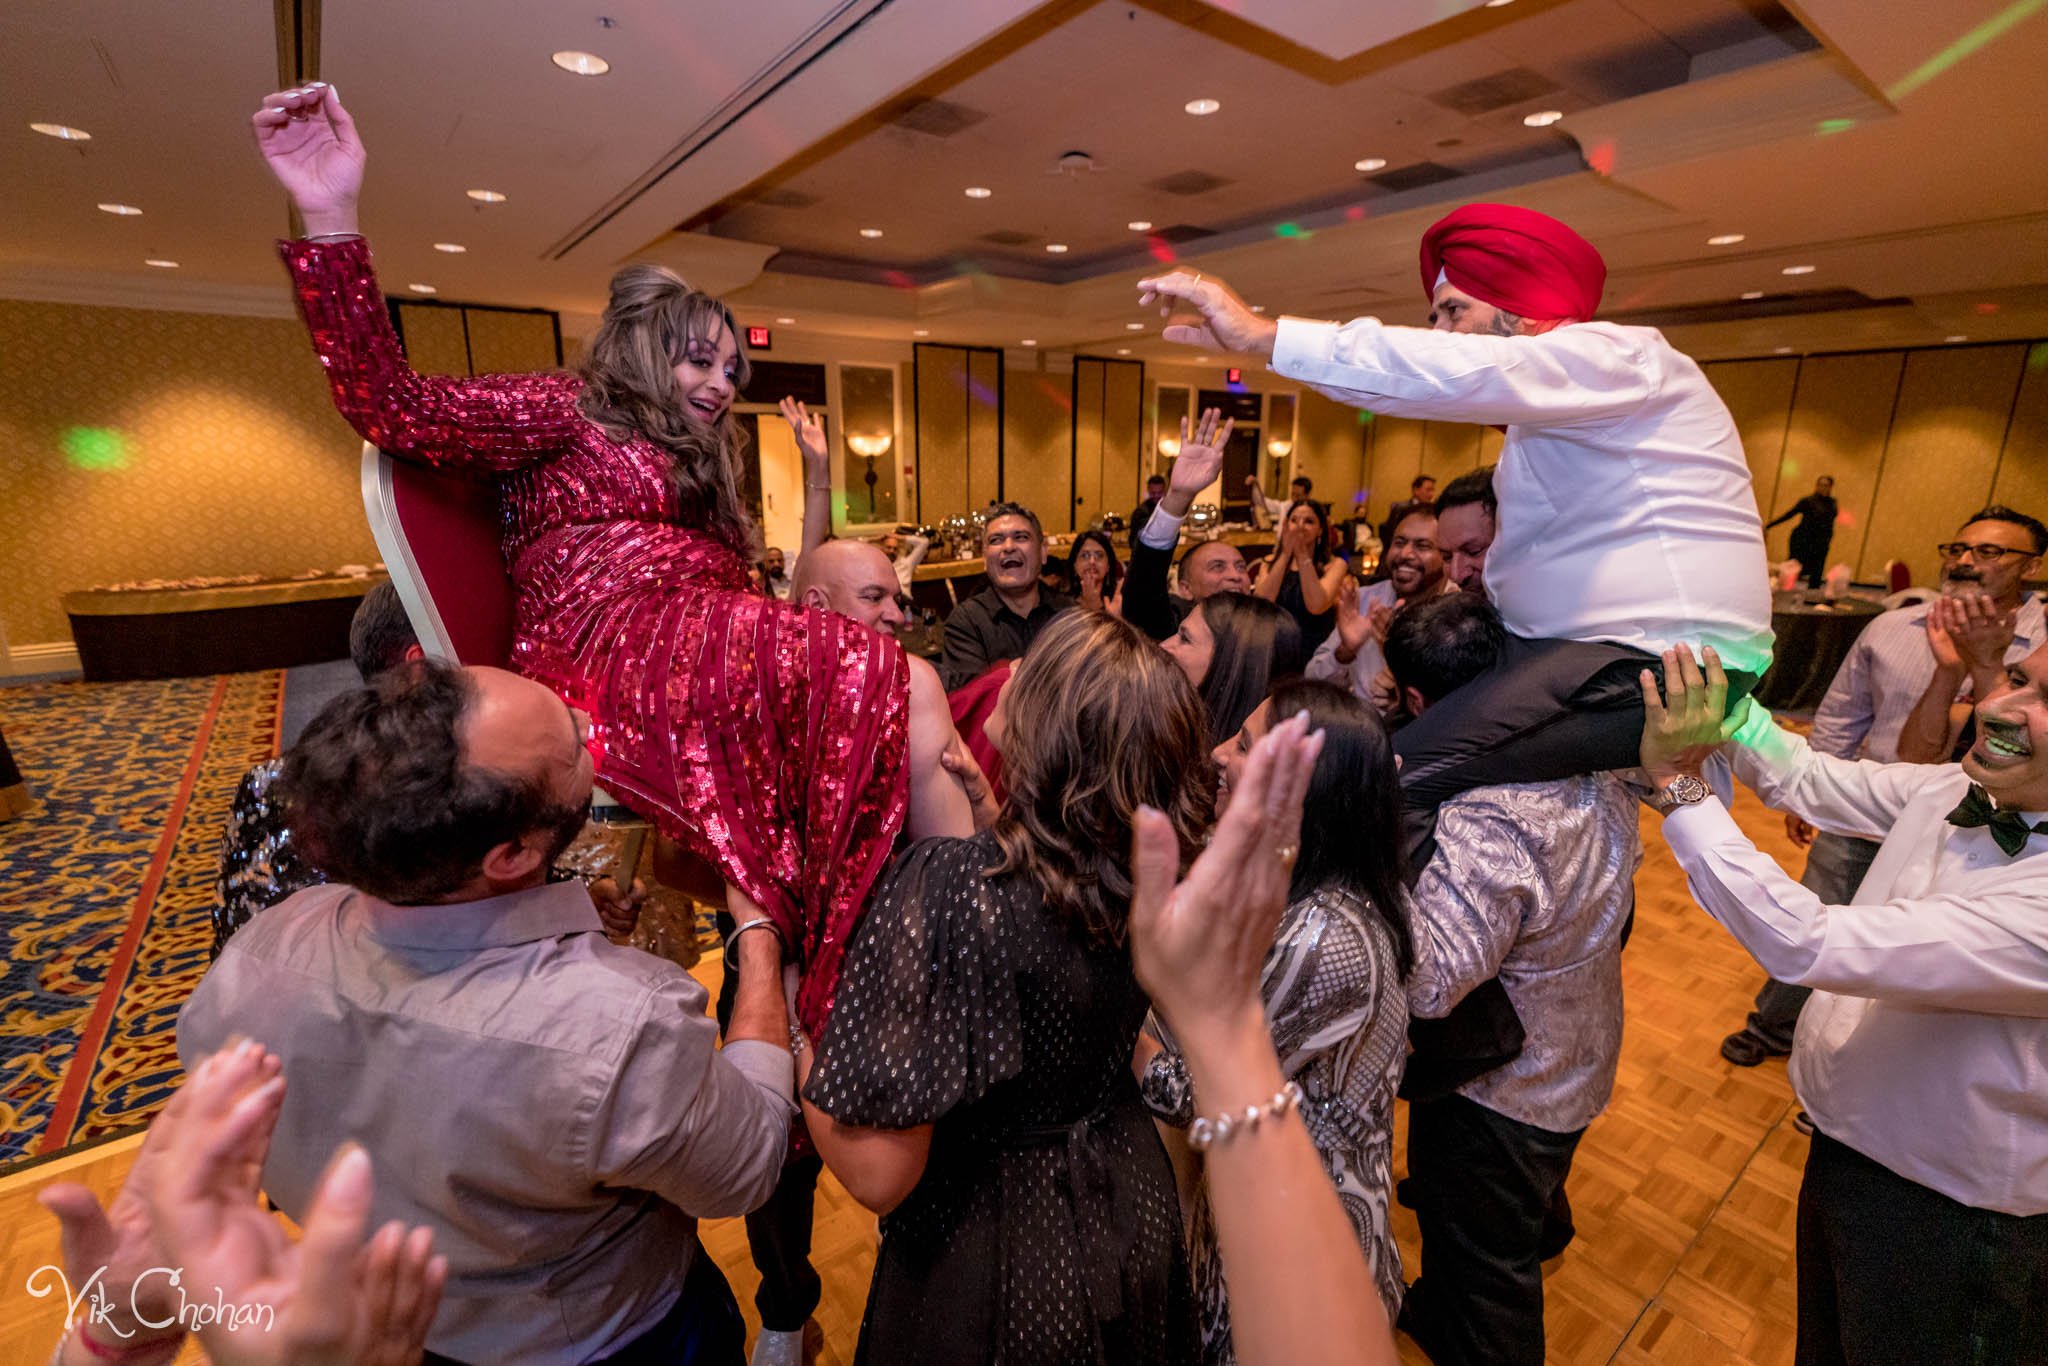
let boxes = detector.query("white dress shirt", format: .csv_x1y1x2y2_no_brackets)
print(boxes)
891,533,930,594
1271,318,1775,673
1663,709,2048,1215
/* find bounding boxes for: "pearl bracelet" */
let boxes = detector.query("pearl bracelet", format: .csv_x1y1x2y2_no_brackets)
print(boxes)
1188,1081,1304,1152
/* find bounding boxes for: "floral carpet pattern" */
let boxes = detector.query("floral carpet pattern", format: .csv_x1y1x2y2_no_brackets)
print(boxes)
0,670,280,1167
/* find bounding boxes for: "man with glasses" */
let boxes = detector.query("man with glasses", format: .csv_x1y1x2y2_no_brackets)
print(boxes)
1720,504,2045,1068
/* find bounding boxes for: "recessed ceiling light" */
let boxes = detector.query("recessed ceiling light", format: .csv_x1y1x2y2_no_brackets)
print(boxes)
1184,98,1221,116
1046,243,1069,254
1485,0,1516,7
1021,339,1037,347
1945,334,1969,343
964,186,992,199
433,242,467,253
1126,322,1145,331
466,189,506,203
144,259,179,268
913,328,930,337
776,316,796,325
97,203,142,216
859,227,884,239
1773,346,1793,354
407,283,438,294
1354,157,1387,172
1707,233,1746,246
1523,110,1564,127
31,122,91,142
550,51,611,76
1249,305,1266,314
1117,348,1131,355
1127,221,1154,233
1782,264,1816,275
1740,290,1765,300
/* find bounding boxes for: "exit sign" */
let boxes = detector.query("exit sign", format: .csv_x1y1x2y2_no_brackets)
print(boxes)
1226,367,1243,384
746,326,773,350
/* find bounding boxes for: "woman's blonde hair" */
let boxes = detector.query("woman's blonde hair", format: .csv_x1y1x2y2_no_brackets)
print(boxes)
576,263,759,558
988,611,1216,947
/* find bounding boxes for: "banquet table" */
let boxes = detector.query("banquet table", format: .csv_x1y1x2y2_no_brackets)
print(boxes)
1752,596,1887,711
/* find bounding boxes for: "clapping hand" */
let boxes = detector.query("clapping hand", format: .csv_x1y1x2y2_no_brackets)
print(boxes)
780,398,829,474
1136,271,1279,357
250,86,364,237
1928,591,2016,676
1332,578,1372,659
1639,646,1749,784
1129,710,1321,1054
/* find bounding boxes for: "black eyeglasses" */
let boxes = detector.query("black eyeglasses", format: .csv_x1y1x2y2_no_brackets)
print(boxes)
1936,542,2031,563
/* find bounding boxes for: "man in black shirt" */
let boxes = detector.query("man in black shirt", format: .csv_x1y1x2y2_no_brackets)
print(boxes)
1130,473,1167,540
1766,474,1838,587
937,502,1073,690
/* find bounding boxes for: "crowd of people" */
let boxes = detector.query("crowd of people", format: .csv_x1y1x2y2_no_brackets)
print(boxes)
39,81,2046,1366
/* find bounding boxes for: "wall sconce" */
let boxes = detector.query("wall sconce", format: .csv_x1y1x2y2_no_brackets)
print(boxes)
1267,438,1294,459
847,432,893,459
1158,437,1183,459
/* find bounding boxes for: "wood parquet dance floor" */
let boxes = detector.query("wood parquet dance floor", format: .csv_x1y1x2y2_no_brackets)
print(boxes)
0,791,1810,1365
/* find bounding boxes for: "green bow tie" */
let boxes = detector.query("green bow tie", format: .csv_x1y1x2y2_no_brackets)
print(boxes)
1945,783,2048,857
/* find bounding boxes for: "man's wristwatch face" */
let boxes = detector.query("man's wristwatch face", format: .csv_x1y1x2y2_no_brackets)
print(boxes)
1650,774,1711,814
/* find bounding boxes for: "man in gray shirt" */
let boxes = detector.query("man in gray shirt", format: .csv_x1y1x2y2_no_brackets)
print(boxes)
181,661,795,1366
1385,594,1643,1366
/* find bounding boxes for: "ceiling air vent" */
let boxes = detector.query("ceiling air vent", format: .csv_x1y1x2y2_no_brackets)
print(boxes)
749,187,819,210
888,98,989,138
1150,170,1232,197
979,229,1035,247
1368,161,1463,192
1427,68,1561,116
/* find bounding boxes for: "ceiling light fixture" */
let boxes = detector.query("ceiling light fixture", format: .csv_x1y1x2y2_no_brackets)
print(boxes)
1127,220,1153,232
97,203,142,216
1945,334,1969,343
964,186,992,199
1523,110,1564,127
1707,233,1746,246
1126,322,1145,331
1046,243,1069,254
1021,339,1037,347
144,259,179,268
1117,348,1131,355
1781,264,1816,275
913,328,930,337
1486,0,1516,7
31,122,91,141
776,316,795,324
466,189,506,203
1184,98,1221,116
407,283,438,294
433,242,467,253
550,51,611,76
1740,290,1765,299
1353,157,1387,172
1249,305,1266,314
1773,346,1793,354
859,227,884,238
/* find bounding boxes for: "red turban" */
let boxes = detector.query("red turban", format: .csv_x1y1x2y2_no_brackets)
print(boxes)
1419,203,1606,324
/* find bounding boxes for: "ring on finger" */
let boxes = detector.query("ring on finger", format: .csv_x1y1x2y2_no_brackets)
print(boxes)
1276,843,1299,867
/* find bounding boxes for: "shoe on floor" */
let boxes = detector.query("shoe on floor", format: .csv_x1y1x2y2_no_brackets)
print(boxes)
751,1326,807,1366
1793,1109,1815,1137
1720,1030,1789,1067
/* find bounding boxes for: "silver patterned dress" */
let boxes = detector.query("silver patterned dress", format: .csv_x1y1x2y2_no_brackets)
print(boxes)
1140,885,1410,1362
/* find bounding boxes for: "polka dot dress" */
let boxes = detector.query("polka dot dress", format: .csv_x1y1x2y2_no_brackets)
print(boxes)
806,833,1197,1365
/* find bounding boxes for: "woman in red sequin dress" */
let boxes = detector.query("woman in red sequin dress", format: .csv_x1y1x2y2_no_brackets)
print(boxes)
252,84,970,1033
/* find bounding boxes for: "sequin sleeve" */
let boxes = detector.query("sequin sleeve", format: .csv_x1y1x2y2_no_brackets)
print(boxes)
802,835,1024,1129
279,236,586,471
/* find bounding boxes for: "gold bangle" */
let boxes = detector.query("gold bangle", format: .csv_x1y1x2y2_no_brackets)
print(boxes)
1188,1081,1303,1151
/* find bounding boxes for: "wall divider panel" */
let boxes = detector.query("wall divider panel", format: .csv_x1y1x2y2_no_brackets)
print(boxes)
913,343,1005,523
1699,356,1802,517
1071,357,1144,531
1991,344,2048,516
1769,350,1905,576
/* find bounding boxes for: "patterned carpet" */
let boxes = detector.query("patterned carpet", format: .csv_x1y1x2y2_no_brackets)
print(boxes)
0,671,280,1168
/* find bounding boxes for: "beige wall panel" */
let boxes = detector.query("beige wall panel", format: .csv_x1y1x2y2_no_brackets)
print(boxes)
465,310,559,374
1990,344,2048,522
967,352,1003,509
1701,357,1800,518
1294,392,1363,519
1859,345,2025,582
1003,368,1070,529
915,348,969,523
1419,420,1484,489
1478,424,1506,464
1366,415,1426,527
1770,351,1903,575
394,303,470,376
0,298,377,647
1101,364,1143,523
1072,364,1106,528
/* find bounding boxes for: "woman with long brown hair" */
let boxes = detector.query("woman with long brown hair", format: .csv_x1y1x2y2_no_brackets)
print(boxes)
251,85,968,1033
799,611,1211,1364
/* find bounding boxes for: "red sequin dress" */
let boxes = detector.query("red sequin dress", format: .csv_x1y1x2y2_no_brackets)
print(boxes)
280,236,908,1033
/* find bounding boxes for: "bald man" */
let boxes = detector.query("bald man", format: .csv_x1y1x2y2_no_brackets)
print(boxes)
1139,202,1774,807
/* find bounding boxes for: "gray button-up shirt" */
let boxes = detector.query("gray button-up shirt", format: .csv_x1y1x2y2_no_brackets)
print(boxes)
1406,774,1643,1134
178,879,794,1366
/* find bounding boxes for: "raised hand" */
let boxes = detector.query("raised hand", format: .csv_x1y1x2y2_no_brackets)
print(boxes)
1332,577,1372,659
780,397,829,473
250,85,365,236
1163,409,1234,515
1939,590,2018,675
1136,271,1279,357
1925,597,1963,671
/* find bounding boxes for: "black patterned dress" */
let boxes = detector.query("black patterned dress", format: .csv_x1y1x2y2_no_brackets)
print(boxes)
805,833,1197,1365
1141,885,1408,1364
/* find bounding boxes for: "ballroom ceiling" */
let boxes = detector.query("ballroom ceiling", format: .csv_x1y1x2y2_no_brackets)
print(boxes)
3,0,2045,362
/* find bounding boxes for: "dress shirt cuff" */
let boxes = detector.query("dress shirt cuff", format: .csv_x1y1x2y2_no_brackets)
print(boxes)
1270,317,1344,383
1659,792,1746,862
1138,508,1184,551
722,1038,797,1107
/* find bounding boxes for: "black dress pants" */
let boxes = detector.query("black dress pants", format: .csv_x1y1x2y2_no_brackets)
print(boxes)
1398,1094,1584,1366
1796,1131,2048,1366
